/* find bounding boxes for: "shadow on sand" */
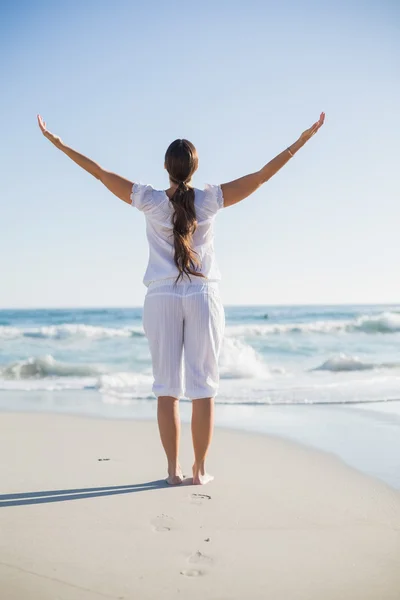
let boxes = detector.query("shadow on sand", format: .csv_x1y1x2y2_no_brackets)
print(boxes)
0,479,180,507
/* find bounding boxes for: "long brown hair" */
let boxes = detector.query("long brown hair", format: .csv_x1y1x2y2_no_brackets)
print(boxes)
164,139,206,286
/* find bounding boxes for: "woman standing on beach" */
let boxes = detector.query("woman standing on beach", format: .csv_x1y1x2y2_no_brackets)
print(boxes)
37,112,325,485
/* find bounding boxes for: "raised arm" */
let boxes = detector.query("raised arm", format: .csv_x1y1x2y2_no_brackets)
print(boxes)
37,115,133,205
220,112,325,208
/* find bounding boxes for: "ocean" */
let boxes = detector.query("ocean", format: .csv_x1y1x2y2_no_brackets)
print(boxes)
1,304,400,488
1,304,399,405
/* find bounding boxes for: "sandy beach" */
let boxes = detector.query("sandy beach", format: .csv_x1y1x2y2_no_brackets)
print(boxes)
1,411,399,599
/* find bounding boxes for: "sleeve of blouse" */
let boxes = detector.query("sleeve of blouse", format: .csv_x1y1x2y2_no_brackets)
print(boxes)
203,183,225,217
130,182,155,212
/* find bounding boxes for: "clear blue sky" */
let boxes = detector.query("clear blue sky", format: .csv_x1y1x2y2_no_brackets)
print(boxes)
1,0,399,308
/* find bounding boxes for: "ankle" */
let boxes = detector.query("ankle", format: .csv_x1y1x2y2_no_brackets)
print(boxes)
168,461,181,475
193,461,205,475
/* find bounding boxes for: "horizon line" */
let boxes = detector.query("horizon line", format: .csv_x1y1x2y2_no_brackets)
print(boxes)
1,301,399,312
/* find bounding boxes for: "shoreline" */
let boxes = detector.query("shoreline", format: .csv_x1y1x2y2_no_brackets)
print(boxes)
1,395,400,490
1,411,399,599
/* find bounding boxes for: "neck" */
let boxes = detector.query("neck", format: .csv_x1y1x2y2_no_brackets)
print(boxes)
168,179,192,192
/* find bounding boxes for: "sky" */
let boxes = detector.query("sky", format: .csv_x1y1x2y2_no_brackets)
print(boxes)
0,0,399,308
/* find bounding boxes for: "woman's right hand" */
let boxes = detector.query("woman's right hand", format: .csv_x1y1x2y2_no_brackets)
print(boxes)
37,114,64,149
298,112,325,145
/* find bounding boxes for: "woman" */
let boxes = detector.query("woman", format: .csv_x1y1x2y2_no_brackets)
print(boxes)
37,111,325,485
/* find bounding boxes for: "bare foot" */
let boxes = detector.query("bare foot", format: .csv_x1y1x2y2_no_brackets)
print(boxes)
166,465,184,486
192,464,214,485
166,474,184,485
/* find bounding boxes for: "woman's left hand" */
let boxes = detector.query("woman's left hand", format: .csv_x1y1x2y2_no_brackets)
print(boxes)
298,112,325,145
37,114,63,149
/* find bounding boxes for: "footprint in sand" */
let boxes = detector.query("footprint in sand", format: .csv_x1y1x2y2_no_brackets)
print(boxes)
180,568,204,577
180,551,213,577
151,514,175,532
188,550,213,565
190,493,212,505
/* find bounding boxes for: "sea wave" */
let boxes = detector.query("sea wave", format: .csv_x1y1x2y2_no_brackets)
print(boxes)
353,312,400,333
1,361,400,406
219,338,272,378
0,324,145,340
1,312,399,342
226,312,400,337
313,353,400,372
0,337,271,384
0,355,101,379
1,377,399,406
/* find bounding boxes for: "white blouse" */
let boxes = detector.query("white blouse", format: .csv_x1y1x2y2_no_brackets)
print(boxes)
130,182,224,287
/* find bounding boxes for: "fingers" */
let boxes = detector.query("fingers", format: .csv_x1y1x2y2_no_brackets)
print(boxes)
310,112,325,132
300,111,325,143
37,113,48,134
310,112,325,135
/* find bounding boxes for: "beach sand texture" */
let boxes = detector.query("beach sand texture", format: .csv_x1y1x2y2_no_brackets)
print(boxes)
1,412,399,599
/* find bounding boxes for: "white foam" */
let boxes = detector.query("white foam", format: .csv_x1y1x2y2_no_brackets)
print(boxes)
315,354,373,372
0,326,21,340
1,312,398,343
0,355,100,379
226,322,343,336
0,364,153,395
1,367,400,406
314,353,400,372
0,324,145,340
0,377,97,392
353,312,400,333
219,338,270,379
226,311,400,337
98,372,153,394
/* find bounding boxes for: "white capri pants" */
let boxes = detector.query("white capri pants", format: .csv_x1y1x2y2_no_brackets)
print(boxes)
143,276,225,399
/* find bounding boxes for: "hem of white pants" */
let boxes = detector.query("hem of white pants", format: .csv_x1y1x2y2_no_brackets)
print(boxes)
185,391,217,400
155,389,183,398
